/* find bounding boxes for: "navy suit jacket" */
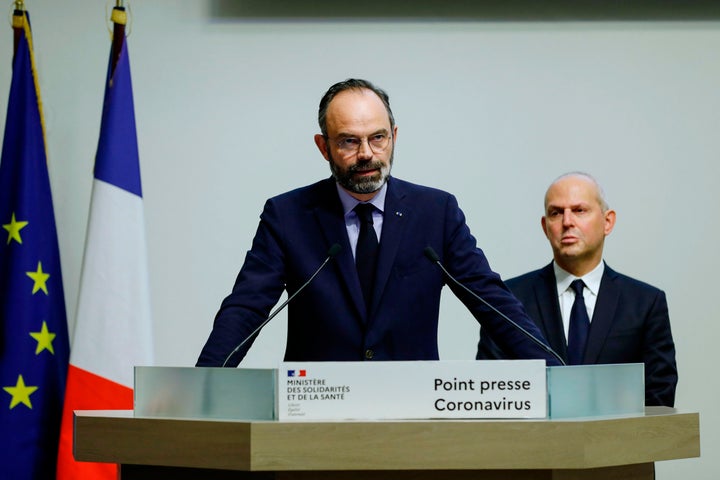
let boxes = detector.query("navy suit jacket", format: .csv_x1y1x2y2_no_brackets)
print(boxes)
477,262,678,406
197,177,560,366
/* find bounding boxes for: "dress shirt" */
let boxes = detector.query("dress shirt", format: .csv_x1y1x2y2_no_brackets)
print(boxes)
553,261,604,341
336,182,387,259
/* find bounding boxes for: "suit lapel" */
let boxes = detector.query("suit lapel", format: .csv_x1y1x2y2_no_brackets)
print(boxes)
311,178,411,321
369,178,409,318
535,264,568,361
313,179,366,319
584,265,620,363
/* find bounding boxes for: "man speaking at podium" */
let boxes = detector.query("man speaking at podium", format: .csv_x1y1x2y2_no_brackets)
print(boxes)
197,79,561,367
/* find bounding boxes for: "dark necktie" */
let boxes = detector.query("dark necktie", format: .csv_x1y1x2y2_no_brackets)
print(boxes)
354,203,378,310
567,279,590,365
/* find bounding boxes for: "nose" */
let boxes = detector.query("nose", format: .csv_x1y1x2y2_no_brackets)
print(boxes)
356,138,373,160
562,209,573,226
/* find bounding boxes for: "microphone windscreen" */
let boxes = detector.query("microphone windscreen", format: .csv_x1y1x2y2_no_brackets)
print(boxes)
327,243,342,258
424,246,440,262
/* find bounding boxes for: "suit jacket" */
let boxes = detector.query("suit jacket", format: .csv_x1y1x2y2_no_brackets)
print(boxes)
197,177,561,366
477,262,678,406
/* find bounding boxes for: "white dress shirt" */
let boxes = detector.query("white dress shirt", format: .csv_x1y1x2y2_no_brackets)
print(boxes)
553,260,605,342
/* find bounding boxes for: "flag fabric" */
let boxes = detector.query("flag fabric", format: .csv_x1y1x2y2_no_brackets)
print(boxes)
56,7,153,479
0,10,71,480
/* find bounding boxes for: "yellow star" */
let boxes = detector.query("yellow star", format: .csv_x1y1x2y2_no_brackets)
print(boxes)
3,374,38,409
26,262,50,295
30,321,56,355
2,212,29,245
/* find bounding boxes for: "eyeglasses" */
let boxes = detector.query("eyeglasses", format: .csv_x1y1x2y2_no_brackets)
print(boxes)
328,133,392,155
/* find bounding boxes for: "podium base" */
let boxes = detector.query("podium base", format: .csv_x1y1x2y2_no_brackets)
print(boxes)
120,463,655,480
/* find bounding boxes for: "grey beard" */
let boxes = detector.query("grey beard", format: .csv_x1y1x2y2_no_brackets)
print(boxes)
329,153,393,195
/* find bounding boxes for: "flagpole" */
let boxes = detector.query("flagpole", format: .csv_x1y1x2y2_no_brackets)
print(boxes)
12,2,25,57
110,3,127,74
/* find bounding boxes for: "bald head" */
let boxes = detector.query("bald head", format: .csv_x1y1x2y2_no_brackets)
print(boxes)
541,172,616,276
544,172,609,213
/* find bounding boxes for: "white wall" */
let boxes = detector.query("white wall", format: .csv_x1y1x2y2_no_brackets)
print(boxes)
1,1,717,478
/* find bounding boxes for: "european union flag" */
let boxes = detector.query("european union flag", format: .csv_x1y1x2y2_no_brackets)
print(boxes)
0,10,70,480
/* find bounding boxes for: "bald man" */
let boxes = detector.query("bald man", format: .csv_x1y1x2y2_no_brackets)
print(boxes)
477,172,677,406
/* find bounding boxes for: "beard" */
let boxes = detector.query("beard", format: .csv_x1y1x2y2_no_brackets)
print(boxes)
328,150,394,195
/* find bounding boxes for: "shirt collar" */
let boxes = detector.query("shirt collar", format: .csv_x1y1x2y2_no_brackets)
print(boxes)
336,182,387,216
553,260,605,297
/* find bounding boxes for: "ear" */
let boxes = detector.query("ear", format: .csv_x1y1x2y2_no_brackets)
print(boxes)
604,209,617,236
314,134,330,162
541,215,549,239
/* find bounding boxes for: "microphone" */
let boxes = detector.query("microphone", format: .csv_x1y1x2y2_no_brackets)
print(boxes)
221,243,342,367
423,246,566,366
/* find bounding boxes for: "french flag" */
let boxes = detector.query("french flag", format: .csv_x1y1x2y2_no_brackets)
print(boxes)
56,9,153,479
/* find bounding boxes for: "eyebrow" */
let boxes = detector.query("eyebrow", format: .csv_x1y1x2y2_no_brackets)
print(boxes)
334,128,389,138
546,202,592,211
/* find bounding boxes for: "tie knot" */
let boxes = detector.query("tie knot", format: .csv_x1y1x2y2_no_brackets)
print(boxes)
570,279,585,297
354,203,375,224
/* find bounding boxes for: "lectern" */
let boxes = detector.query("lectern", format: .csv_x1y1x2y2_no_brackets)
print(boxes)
73,364,699,479
74,407,699,480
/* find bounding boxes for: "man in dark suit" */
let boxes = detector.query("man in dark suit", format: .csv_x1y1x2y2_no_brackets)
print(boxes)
477,172,677,406
197,78,561,367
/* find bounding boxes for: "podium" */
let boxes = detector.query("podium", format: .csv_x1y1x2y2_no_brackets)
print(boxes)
73,364,699,479
73,406,699,480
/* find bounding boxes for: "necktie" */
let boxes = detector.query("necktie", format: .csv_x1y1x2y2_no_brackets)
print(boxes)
567,279,590,365
354,203,378,310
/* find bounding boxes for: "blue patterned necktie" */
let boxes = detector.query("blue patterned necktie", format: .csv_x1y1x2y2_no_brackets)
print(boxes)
567,279,590,365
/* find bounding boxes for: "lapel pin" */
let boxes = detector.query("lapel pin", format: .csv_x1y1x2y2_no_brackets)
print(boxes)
395,211,403,217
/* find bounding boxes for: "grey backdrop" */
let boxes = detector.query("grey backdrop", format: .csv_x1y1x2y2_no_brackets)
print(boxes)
1,1,716,478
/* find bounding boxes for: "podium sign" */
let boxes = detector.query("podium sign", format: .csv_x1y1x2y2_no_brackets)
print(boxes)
133,362,643,421
278,360,546,420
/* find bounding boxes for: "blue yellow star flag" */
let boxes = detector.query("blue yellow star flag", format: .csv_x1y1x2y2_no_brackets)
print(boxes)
0,10,70,480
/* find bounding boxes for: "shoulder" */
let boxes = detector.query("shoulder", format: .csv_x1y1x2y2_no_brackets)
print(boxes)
388,177,455,198
388,177,455,200
603,265,666,296
387,177,462,221
506,264,553,290
266,178,336,206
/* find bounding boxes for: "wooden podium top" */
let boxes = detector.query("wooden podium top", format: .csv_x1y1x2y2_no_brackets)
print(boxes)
73,407,699,473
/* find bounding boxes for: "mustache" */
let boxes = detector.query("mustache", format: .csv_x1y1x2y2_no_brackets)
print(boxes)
348,160,384,173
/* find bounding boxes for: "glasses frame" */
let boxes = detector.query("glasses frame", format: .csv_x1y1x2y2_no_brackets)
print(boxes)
326,131,393,156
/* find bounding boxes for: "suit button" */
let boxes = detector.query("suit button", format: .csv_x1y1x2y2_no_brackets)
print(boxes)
364,349,374,360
